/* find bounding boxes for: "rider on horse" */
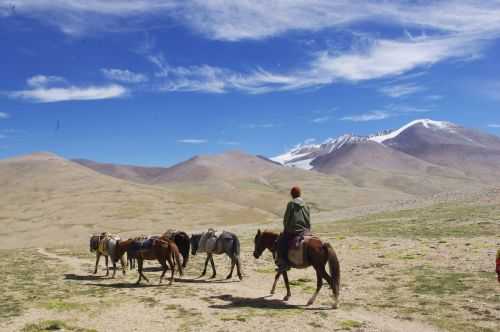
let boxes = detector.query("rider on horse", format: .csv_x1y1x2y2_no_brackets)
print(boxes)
276,186,311,273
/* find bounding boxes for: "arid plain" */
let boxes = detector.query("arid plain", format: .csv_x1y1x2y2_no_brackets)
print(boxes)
1,144,499,332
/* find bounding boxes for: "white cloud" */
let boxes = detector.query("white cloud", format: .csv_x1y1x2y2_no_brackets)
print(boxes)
488,124,500,128
177,139,208,144
0,112,9,119
5,1,500,94
304,138,316,144
27,75,65,88
145,32,488,94
218,140,240,146
341,103,433,122
341,111,390,122
7,1,500,41
9,85,127,103
311,116,330,124
243,123,277,129
379,83,425,98
101,68,148,83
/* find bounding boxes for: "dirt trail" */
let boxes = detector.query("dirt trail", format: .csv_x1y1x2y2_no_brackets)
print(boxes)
26,247,442,332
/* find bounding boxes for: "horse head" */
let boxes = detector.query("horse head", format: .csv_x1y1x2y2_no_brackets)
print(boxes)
190,234,201,256
253,229,266,259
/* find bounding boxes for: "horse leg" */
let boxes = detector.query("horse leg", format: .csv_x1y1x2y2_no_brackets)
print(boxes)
201,255,210,277
226,257,235,280
105,256,109,276
121,256,126,275
166,254,175,285
209,254,216,279
138,258,150,284
94,253,101,274
319,264,338,308
158,258,168,284
270,272,281,295
307,269,323,306
282,271,291,301
136,258,142,284
111,259,117,279
236,256,243,280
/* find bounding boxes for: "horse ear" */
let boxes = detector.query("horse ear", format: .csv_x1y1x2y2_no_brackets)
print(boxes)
257,229,261,235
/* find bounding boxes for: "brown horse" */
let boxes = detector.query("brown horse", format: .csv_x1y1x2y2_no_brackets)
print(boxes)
116,238,183,285
253,229,340,307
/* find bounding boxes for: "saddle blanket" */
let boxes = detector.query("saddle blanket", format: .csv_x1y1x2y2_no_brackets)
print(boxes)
130,238,154,253
287,234,320,268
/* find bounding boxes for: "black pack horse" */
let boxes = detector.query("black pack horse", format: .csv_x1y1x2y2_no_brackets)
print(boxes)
190,230,242,280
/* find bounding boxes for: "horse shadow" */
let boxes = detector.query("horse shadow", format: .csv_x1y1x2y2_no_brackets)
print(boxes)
207,294,334,311
173,277,241,284
207,294,299,310
64,273,108,281
85,282,166,289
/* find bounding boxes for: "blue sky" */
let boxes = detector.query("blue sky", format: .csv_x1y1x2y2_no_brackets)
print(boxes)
0,0,499,166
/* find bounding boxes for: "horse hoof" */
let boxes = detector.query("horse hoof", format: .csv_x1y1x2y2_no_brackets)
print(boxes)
210,275,216,279
283,296,290,302
238,275,243,281
226,275,232,280
306,300,314,306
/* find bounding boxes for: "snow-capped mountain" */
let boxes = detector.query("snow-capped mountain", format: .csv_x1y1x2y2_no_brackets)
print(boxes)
272,119,500,182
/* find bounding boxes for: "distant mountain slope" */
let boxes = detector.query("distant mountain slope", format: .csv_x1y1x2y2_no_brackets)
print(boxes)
380,120,500,181
0,152,276,248
72,158,168,184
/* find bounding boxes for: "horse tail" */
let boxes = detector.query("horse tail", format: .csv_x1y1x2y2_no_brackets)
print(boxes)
324,242,340,300
178,233,190,268
233,235,241,258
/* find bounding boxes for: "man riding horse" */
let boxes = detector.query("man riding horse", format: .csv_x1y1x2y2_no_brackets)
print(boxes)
276,186,310,273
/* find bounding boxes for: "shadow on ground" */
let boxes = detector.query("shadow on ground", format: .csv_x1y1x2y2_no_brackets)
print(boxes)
207,294,333,310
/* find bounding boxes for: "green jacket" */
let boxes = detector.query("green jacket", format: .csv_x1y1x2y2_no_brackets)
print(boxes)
283,197,311,234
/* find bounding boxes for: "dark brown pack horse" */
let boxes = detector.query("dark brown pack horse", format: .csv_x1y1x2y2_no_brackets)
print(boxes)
128,232,191,270
253,230,340,307
116,238,183,285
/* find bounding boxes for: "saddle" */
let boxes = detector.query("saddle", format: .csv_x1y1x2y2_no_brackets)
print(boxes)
287,233,319,268
130,238,154,253
199,229,225,254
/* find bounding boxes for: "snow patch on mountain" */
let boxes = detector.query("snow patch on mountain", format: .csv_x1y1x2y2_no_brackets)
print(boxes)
370,119,455,143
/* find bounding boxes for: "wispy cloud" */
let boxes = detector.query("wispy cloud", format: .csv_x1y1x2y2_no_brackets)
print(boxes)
218,140,240,146
5,1,500,95
488,124,500,128
379,83,425,98
9,85,127,103
311,116,330,124
177,139,208,144
243,123,278,129
341,103,432,122
8,1,500,42
7,75,127,103
27,75,65,88
101,68,148,83
341,111,390,122
0,112,9,119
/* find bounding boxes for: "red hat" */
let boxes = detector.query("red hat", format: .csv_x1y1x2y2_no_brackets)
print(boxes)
290,186,301,198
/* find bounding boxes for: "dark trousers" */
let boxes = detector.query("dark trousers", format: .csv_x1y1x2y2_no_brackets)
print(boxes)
277,232,293,264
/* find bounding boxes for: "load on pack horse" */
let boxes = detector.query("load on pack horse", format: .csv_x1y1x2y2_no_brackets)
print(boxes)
190,229,242,280
253,186,340,307
115,236,183,285
89,232,127,278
